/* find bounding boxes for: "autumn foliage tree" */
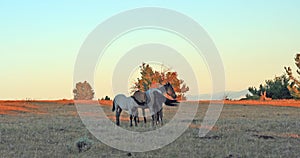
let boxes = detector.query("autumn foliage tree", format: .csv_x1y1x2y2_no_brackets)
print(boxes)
73,81,95,100
132,63,189,100
285,53,300,99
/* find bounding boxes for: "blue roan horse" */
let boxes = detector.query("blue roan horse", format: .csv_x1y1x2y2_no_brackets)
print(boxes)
139,82,177,126
112,82,177,126
112,83,177,126
112,91,146,126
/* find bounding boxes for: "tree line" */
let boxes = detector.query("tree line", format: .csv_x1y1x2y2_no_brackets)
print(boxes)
246,53,300,100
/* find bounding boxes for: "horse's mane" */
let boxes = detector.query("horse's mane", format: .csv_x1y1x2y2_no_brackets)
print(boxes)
131,96,146,106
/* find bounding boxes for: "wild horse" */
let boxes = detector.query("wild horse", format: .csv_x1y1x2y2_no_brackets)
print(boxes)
135,82,177,126
112,90,146,126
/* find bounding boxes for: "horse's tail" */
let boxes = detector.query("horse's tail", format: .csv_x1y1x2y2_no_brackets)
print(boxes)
112,99,116,112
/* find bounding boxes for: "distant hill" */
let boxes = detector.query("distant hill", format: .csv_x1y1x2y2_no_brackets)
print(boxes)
186,89,251,101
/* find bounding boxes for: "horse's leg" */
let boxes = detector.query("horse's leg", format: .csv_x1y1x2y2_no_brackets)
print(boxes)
156,111,159,125
142,109,147,124
134,116,138,126
137,109,140,123
130,114,133,127
157,109,162,123
116,107,122,126
151,115,155,126
151,114,158,126
159,108,163,125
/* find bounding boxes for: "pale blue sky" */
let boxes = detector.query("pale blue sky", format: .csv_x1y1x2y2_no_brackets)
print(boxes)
0,1,299,99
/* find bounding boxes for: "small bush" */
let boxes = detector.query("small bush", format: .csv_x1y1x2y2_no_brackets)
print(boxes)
75,136,93,153
104,96,111,100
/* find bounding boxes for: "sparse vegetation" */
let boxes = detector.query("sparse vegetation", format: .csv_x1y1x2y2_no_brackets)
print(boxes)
0,101,299,157
75,136,93,153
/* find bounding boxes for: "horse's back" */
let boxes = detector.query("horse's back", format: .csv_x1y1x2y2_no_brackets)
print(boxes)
114,94,127,102
113,94,133,111
146,89,164,103
144,89,165,115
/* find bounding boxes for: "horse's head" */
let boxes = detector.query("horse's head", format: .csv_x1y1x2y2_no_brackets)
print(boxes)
132,90,147,104
164,82,177,99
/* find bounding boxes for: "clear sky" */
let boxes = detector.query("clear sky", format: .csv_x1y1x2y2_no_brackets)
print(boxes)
0,1,299,99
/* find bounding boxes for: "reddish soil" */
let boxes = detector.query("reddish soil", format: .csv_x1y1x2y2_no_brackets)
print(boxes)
0,101,38,115
98,100,113,106
194,100,300,108
1,99,299,115
224,100,300,108
107,115,130,121
0,100,114,115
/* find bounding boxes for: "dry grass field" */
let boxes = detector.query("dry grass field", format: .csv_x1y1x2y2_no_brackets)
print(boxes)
0,100,299,157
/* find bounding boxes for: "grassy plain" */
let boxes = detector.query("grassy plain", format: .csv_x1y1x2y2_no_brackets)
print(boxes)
0,100,299,157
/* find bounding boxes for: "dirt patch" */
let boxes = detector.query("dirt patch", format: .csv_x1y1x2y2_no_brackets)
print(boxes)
252,134,275,140
98,100,113,106
198,135,222,140
0,102,38,115
0,100,108,115
272,133,300,139
251,132,300,140
107,115,130,121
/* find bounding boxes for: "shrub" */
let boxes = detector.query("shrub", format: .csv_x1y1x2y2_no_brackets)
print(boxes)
73,81,95,100
75,136,93,153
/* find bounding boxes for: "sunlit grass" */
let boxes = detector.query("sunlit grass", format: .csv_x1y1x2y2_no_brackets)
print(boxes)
0,101,299,157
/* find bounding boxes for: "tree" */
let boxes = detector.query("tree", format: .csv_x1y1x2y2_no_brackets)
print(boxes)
247,75,292,100
132,63,189,100
73,81,95,100
284,53,300,99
